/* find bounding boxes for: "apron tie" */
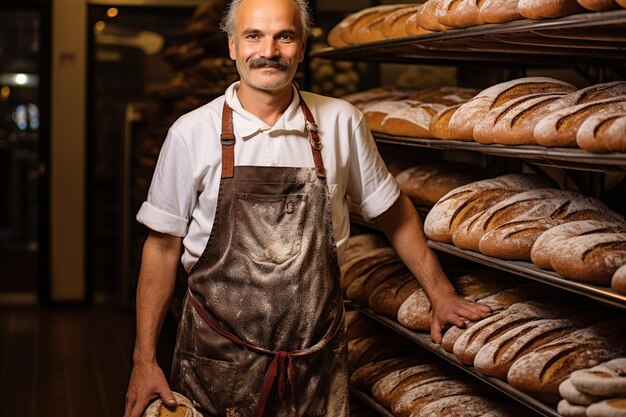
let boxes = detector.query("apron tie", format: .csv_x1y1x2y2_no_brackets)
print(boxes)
188,291,310,417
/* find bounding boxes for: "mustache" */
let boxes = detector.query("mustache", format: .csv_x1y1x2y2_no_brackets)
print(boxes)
248,57,290,71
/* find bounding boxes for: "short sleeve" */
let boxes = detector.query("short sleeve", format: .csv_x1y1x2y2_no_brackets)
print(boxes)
136,129,197,236
346,115,400,221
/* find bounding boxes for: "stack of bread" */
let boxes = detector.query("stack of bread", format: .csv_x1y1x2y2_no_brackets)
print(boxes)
327,1,626,47
347,311,525,416
423,173,626,294
557,358,626,417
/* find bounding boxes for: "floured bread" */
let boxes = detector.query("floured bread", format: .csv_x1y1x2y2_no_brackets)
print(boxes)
143,392,202,417
586,398,626,417
557,399,588,417
559,378,603,406
570,358,626,397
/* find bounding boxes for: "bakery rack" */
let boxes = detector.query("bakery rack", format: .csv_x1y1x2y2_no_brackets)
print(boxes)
350,387,396,417
345,300,555,417
373,133,626,173
310,9,626,65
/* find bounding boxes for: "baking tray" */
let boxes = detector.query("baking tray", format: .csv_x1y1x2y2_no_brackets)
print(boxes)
344,300,559,417
311,9,626,64
350,387,395,417
373,133,626,172
428,240,626,311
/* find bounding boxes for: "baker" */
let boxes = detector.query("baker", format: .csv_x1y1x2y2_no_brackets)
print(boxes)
123,0,491,416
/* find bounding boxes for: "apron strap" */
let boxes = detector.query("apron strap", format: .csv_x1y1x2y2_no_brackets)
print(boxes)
219,89,327,179
220,102,235,179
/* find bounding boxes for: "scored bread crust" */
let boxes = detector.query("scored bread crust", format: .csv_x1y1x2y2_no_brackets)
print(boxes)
518,0,586,19
417,0,454,31
429,104,462,140
345,260,408,307
368,273,420,318
530,220,626,269
350,4,413,45
436,0,481,28
449,77,577,141
381,103,448,138
577,112,626,153
350,356,420,391
412,394,505,417
363,99,418,133
478,0,523,24
371,364,447,408
381,5,423,39
391,379,479,417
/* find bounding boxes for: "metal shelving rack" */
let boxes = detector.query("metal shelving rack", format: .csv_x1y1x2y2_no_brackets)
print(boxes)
345,301,557,417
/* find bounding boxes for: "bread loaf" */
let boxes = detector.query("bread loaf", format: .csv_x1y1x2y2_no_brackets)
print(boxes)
348,335,409,372
531,220,626,269
412,394,505,417
403,10,432,36
472,93,566,145
557,399,588,417
412,86,479,104
371,364,448,408
394,163,485,206
143,392,202,417
368,273,419,318
618,0,626,7
328,5,406,47
576,0,619,10
559,378,603,406
549,232,626,285
577,112,626,153
478,0,523,24
381,5,423,39
424,173,557,243
417,0,453,31
436,0,480,28
391,379,479,417
363,100,416,133
586,398,626,417
518,0,586,19
429,104,462,140
534,96,626,147
613,264,626,295
340,247,398,294
449,77,577,141
346,261,408,306
345,310,383,340
474,318,576,379
350,356,420,391
343,233,389,263
381,103,448,138
570,357,626,397
351,5,413,45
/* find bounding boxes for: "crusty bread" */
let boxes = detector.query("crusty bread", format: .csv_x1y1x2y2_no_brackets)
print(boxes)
577,112,626,153
371,364,448,408
557,399,588,417
381,5,423,39
472,93,566,145
531,220,626,269
143,392,201,417
518,0,586,19
350,356,420,392
346,261,408,307
559,378,603,406
348,335,409,372
569,358,626,397
613,264,626,294
549,232,626,286
417,0,453,31
340,247,398,295
394,163,485,206
618,0,626,7
449,77,577,141
368,273,419,318
436,0,481,28
424,173,557,243
391,379,479,417
412,86,479,104
412,394,505,417
403,10,432,36
381,103,448,138
474,318,576,379
534,96,626,147
507,318,626,404
587,398,626,417
343,233,389,263
478,0,523,24
328,5,407,47
351,4,413,45
429,104,462,140
577,0,619,10
363,99,417,133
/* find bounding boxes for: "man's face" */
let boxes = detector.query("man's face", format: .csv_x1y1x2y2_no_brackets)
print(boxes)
228,0,305,93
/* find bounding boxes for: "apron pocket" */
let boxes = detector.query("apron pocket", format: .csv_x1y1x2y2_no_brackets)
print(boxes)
234,193,307,264
177,350,240,416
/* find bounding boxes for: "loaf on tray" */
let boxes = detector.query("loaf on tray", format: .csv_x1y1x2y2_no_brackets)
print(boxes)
577,112,626,153
518,0,586,19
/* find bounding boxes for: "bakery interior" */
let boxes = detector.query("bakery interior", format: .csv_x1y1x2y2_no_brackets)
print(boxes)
2,0,626,416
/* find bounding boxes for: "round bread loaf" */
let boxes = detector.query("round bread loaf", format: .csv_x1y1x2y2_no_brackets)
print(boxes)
570,358,626,397
530,220,626,270
559,378,603,406
557,399,588,417
436,0,480,28
613,264,626,294
143,392,202,417
586,398,626,417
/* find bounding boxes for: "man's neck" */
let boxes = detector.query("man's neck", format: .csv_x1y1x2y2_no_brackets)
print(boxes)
236,83,294,127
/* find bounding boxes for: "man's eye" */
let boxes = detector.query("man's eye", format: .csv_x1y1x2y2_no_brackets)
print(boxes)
245,33,259,39
279,33,294,41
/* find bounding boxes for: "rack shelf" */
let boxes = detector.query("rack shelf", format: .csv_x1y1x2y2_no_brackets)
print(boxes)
311,10,626,64
350,387,395,417
427,240,626,311
373,133,626,173
345,300,557,417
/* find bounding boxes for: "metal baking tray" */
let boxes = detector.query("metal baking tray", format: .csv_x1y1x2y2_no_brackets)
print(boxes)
350,387,395,417
373,133,626,172
428,240,626,311
344,300,558,417
310,9,626,64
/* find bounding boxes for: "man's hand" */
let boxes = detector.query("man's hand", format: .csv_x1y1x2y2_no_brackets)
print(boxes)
123,361,176,417
429,292,492,345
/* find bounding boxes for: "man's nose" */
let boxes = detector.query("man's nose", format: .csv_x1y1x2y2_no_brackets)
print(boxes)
259,37,279,58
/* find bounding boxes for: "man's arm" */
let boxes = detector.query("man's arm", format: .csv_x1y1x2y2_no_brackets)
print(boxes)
123,231,182,417
374,193,491,344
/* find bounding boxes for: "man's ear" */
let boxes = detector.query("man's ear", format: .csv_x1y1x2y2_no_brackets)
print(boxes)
228,36,236,61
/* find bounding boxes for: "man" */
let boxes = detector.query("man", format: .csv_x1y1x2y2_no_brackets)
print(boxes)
123,0,491,416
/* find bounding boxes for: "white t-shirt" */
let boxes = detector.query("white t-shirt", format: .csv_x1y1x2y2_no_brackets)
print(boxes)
137,82,400,272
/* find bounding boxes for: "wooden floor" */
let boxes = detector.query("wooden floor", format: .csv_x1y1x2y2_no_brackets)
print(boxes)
0,307,177,417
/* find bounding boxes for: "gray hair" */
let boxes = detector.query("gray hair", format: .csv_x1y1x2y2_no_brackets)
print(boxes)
220,0,313,40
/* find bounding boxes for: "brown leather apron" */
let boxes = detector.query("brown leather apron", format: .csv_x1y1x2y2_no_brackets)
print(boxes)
171,91,349,417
